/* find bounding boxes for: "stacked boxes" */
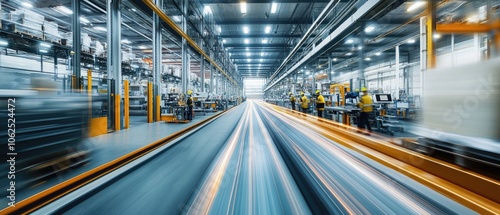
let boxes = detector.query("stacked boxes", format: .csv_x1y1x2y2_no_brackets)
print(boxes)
43,21,60,43
6,9,44,39
81,33,91,52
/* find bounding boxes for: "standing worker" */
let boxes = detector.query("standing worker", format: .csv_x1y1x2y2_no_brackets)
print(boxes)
186,90,194,120
289,92,296,110
300,92,309,114
357,87,373,134
315,90,325,118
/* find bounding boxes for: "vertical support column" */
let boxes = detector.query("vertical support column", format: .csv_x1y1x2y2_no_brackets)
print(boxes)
153,0,162,122
209,52,214,94
72,0,81,90
181,0,189,94
327,54,332,83
395,45,400,100
107,0,122,130
426,0,436,69
124,80,129,129
420,17,427,98
200,17,205,93
147,82,153,123
87,69,92,120
358,23,365,85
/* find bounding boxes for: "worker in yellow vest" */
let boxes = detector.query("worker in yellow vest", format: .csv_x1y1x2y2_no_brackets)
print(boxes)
289,92,296,110
300,92,309,114
357,87,373,134
186,90,194,120
315,90,325,118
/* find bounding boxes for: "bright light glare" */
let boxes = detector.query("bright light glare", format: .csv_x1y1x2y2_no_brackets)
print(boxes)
204,5,212,14
407,1,426,12
407,39,416,44
22,2,33,8
93,26,107,31
365,26,375,33
241,2,247,13
244,39,249,44
243,26,249,34
262,39,268,44
56,6,73,15
265,26,271,34
346,39,354,44
271,3,278,13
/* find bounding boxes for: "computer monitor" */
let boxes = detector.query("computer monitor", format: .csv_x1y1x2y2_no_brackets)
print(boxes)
374,94,392,103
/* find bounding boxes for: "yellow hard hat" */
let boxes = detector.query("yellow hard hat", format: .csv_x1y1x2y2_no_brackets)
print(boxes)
300,92,304,96
361,87,367,92
187,89,193,95
315,89,320,95
289,92,292,95
355,89,360,92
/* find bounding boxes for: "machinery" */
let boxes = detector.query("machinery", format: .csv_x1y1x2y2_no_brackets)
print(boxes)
192,92,208,115
371,94,404,135
325,83,360,125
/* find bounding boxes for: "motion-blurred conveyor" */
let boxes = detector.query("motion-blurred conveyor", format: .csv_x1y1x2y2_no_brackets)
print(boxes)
3,101,498,214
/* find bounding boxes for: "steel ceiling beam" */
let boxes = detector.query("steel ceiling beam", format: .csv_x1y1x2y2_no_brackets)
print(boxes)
216,20,312,25
220,34,302,38
204,0,331,3
223,44,290,48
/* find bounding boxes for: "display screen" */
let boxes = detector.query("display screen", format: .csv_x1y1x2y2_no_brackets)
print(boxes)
375,94,392,102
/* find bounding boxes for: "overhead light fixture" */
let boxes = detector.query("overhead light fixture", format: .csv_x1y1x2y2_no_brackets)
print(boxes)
246,52,251,56
131,8,137,12
121,39,132,44
333,58,337,61
271,2,278,14
265,26,271,34
93,26,107,31
365,57,371,61
260,52,264,56
364,26,375,33
358,45,363,50
172,16,182,22
40,42,51,48
223,39,227,43
247,59,251,62
138,46,147,49
80,16,90,24
204,5,212,14
407,39,416,44
0,40,8,46
346,39,354,44
40,50,48,53
375,52,381,56
260,59,263,62
434,33,441,39
55,6,73,15
262,39,268,44
243,26,249,34
346,52,352,56
306,71,310,75
22,2,33,8
407,1,426,12
218,26,222,33
244,39,249,44
241,2,247,13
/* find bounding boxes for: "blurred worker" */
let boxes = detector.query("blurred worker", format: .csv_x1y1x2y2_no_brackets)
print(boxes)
289,92,296,110
315,90,325,118
187,90,194,120
357,87,373,134
300,92,309,114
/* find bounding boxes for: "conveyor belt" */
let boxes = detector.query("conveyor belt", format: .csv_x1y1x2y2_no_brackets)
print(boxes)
8,101,491,214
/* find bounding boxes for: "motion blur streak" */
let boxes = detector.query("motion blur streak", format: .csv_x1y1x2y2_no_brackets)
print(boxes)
253,100,472,214
185,100,311,215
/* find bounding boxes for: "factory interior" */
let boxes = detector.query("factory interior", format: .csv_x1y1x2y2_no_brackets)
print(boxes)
1,0,500,214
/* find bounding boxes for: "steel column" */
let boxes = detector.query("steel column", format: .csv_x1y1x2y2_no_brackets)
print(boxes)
181,0,189,94
72,0,81,89
426,0,436,69
395,45,400,99
107,0,122,130
327,55,332,82
153,0,162,121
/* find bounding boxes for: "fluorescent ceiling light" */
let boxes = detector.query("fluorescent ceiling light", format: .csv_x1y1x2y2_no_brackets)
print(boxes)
375,52,381,56
93,26,107,31
56,6,73,15
22,2,33,8
223,39,227,43
358,45,362,50
333,58,337,61
271,2,278,13
243,26,249,34
407,39,416,44
306,71,310,75
262,39,268,44
40,50,48,53
364,26,375,33
260,59,263,62
247,59,251,62
40,43,51,48
204,5,212,14
0,40,8,46
218,26,222,33
265,26,271,34
121,39,132,44
346,52,352,56
138,46,147,49
365,57,371,61
346,39,354,44
434,33,441,39
246,52,251,56
244,39,249,44
241,2,247,13
407,1,425,12
80,16,90,24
